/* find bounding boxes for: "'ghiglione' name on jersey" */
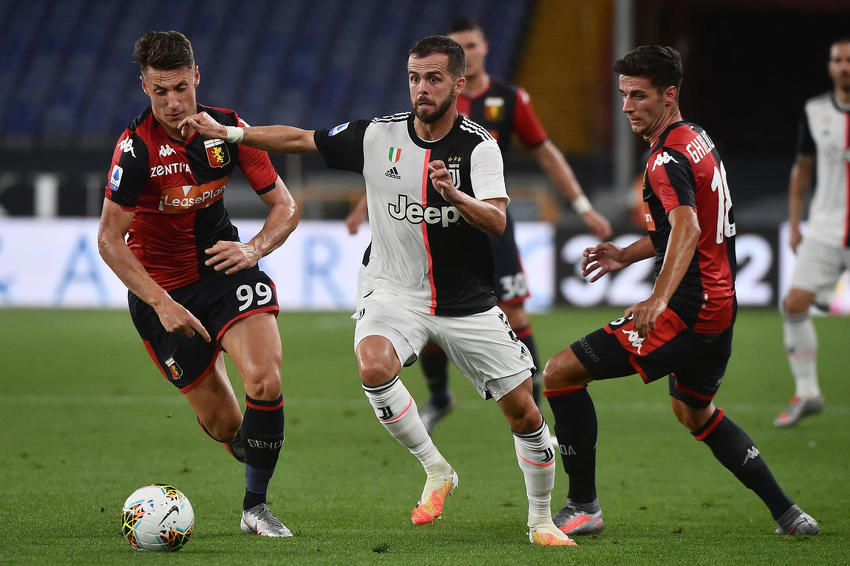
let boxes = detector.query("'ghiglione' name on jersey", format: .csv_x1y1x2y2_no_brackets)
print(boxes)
388,194,460,228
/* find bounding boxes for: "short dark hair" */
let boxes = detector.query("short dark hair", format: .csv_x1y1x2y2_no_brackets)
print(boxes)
447,16,484,37
409,35,466,79
832,37,850,48
134,30,195,73
614,45,683,92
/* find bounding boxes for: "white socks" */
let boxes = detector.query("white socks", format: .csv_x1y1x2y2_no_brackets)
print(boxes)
513,421,556,521
783,312,821,398
363,376,444,470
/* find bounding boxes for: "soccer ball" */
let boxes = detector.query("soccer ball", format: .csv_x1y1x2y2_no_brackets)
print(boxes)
121,484,194,551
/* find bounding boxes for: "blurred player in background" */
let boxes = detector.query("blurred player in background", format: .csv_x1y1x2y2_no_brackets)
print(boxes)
180,34,576,546
774,37,850,427
346,17,612,433
542,45,820,537
97,31,299,537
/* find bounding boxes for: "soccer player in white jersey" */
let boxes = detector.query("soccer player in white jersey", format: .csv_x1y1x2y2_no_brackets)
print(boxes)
775,38,850,427
178,35,575,546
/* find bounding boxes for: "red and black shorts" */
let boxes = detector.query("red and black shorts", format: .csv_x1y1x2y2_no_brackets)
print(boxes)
570,309,733,408
490,212,530,305
129,267,279,393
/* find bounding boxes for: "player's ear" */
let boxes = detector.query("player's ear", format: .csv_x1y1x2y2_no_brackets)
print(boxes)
663,85,677,105
140,73,149,96
455,75,466,96
193,66,200,88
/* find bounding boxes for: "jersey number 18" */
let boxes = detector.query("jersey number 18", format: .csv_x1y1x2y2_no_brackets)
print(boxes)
710,161,736,244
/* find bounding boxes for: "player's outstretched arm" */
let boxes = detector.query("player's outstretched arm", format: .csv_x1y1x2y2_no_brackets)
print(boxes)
532,139,612,239
178,112,318,154
428,160,506,237
97,199,211,342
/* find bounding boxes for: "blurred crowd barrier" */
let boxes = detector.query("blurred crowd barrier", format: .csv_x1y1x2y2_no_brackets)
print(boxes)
2,218,847,313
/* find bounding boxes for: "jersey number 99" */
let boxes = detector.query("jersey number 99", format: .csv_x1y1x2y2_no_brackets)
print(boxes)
236,282,274,312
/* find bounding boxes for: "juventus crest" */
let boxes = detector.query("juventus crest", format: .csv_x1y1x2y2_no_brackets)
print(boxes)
447,156,462,189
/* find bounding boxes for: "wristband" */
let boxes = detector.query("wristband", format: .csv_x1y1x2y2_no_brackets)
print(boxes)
572,194,593,214
225,126,244,144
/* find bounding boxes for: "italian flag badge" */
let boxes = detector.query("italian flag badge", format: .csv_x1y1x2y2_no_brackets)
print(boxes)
388,147,402,163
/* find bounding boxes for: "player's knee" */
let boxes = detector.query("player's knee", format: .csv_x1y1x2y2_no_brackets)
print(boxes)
358,361,396,387
783,289,813,316
506,405,543,434
240,360,282,401
671,399,713,432
502,304,529,330
356,338,401,386
245,379,282,401
542,349,581,391
204,414,241,442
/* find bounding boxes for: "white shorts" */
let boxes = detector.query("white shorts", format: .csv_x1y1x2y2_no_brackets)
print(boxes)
789,238,850,303
352,294,534,401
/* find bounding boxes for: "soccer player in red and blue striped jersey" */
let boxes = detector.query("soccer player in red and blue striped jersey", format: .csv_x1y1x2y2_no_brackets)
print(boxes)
98,31,298,537
542,45,820,537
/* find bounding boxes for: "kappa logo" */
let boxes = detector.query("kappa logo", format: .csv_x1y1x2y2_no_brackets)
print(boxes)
651,151,678,171
118,138,136,158
384,166,401,180
621,328,644,354
159,144,176,157
559,444,577,456
742,445,760,466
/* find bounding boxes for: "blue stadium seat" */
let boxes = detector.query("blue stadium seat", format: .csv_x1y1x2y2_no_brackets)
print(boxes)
0,0,533,143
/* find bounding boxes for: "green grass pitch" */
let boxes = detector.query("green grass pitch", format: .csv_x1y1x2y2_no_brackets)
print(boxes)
0,307,847,565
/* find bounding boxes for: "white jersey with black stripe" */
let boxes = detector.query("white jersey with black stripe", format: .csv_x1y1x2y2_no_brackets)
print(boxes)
797,92,850,247
314,113,508,315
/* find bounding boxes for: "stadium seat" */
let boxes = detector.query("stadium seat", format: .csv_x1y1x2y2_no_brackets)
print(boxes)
0,0,533,144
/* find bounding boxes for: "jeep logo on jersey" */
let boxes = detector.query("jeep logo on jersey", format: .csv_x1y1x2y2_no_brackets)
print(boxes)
204,138,230,168
651,151,678,172
388,194,460,228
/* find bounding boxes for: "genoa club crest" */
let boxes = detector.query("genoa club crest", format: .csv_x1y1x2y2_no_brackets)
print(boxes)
204,138,230,168
484,96,505,121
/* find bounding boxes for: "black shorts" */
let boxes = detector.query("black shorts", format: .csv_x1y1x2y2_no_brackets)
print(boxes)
129,267,279,393
490,212,530,305
570,309,733,408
